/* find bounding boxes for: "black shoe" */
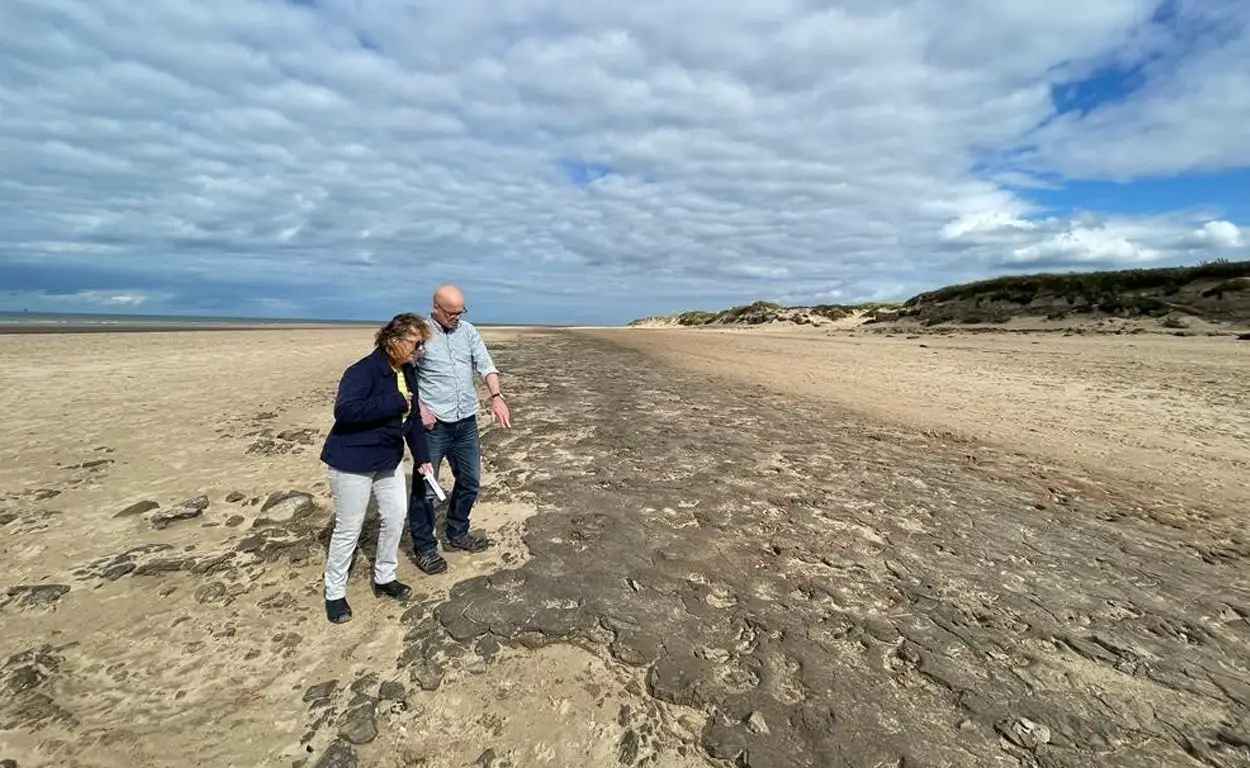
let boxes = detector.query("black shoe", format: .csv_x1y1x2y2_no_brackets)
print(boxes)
414,550,447,574
326,598,352,624
446,533,491,552
371,580,412,600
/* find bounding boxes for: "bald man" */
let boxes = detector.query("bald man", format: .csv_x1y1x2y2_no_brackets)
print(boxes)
407,284,512,574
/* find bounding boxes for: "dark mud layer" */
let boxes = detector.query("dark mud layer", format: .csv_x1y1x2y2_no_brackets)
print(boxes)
437,330,1250,768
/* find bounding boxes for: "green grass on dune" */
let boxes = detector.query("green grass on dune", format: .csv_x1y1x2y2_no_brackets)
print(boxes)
907,258,1250,308
630,259,1250,327
631,300,896,326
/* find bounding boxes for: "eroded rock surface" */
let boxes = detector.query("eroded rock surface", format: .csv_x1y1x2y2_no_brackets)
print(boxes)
1,644,75,732
253,490,315,527
422,331,1250,768
2,584,70,610
150,495,209,529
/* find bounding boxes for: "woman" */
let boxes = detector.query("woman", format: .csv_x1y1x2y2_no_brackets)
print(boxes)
319,312,434,624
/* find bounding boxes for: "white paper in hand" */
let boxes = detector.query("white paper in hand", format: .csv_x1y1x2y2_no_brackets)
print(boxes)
423,470,447,502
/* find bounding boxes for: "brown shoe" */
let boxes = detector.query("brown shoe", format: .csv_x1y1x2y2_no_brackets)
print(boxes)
415,550,447,574
446,533,491,552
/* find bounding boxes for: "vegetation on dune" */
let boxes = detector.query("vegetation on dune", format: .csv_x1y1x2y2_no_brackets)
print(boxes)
709,300,784,324
907,258,1249,308
630,300,896,326
671,310,719,325
628,259,1250,328
895,258,1250,326
811,302,898,319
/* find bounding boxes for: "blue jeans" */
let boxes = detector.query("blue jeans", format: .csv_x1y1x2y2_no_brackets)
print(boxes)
408,416,480,553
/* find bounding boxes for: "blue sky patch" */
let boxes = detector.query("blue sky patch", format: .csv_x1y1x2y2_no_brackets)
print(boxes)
1050,64,1147,117
1014,168,1250,221
559,159,614,186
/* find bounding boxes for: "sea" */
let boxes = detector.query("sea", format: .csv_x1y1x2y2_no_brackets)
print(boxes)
0,310,378,333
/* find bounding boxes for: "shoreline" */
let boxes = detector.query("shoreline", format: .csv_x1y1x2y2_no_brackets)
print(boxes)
0,322,372,335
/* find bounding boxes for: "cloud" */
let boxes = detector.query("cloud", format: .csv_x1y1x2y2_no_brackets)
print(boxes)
102,293,147,306
940,212,1246,270
1009,226,1165,267
1191,220,1246,249
939,212,1039,242
1021,0,1250,180
0,0,1247,323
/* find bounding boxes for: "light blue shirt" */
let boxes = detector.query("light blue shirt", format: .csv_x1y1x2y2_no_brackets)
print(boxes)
415,317,498,422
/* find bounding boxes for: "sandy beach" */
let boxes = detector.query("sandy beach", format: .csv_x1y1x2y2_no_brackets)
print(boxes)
2,325,1248,767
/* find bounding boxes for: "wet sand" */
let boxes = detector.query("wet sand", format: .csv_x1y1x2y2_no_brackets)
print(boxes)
600,326,1250,522
1,326,1247,767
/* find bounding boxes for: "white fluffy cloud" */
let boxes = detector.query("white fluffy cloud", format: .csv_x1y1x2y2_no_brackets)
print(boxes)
941,212,1246,267
0,0,1247,322
1193,220,1246,249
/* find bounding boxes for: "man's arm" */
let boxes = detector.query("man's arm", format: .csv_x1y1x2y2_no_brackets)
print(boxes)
470,327,511,427
414,355,438,429
469,326,501,396
417,398,436,429
484,372,502,398
403,401,431,464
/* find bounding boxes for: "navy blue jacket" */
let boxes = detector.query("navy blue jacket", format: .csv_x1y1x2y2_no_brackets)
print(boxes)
320,347,430,473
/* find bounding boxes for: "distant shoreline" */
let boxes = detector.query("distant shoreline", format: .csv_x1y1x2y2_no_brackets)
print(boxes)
0,322,372,335
0,311,607,333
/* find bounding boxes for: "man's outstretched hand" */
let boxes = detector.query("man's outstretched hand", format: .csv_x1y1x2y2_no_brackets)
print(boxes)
491,396,512,428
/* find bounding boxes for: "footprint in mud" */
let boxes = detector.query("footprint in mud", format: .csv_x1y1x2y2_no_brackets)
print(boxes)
300,670,414,766
710,661,761,695
647,505,700,530
704,586,738,609
765,654,808,706
882,640,928,688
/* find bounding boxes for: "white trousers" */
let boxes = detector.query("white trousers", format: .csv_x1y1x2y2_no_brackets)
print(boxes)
323,465,406,600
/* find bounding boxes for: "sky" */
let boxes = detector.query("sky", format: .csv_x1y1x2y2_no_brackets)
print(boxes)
1,0,1248,325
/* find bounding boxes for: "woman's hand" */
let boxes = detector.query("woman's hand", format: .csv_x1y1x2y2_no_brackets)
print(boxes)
418,461,433,477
